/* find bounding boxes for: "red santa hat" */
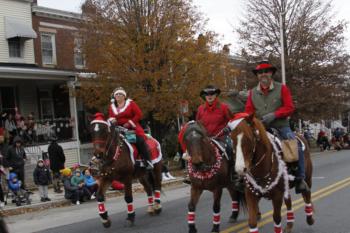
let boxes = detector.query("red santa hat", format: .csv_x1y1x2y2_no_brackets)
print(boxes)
94,113,105,121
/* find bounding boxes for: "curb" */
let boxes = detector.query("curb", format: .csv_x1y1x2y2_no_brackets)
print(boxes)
1,178,185,217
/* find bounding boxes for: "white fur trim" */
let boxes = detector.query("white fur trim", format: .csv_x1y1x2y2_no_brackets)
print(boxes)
228,118,244,131
114,89,126,97
128,120,136,128
90,120,109,126
111,99,132,115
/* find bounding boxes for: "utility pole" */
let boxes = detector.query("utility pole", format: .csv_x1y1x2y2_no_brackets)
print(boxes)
279,0,286,85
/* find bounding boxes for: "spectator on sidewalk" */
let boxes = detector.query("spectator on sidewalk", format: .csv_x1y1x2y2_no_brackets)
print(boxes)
83,169,97,199
71,169,91,202
48,137,65,193
0,134,6,207
33,159,52,202
4,113,16,144
61,168,81,205
4,136,27,189
161,164,176,181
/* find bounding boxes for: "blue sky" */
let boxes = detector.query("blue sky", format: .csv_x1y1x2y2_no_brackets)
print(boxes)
37,0,350,52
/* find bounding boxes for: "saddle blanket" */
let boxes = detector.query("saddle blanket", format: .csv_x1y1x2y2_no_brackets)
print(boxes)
124,135,162,166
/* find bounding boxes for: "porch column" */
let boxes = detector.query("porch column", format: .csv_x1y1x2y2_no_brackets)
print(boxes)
67,79,81,163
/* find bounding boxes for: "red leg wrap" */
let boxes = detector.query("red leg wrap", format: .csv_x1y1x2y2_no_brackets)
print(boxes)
188,212,195,224
305,203,313,216
98,202,106,214
213,212,220,225
127,203,134,214
232,201,239,212
287,210,295,222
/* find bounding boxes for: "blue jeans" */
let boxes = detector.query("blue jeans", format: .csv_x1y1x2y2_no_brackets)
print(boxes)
278,127,305,179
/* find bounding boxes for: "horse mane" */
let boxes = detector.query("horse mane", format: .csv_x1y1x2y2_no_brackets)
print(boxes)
183,121,208,139
252,117,272,150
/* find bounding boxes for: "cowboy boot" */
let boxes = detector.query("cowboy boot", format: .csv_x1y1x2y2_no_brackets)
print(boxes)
136,136,153,170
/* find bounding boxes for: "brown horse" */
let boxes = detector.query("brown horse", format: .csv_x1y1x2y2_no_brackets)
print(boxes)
228,115,314,233
90,114,163,228
182,121,244,233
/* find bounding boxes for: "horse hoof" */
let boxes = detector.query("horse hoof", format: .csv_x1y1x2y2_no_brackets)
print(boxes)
124,219,134,227
147,206,155,215
284,227,292,233
154,203,162,215
229,212,238,223
102,219,111,228
154,208,162,215
188,229,197,233
229,217,237,223
307,217,315,225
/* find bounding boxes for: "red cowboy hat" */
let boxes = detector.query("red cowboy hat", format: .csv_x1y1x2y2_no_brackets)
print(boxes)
252,61,277,75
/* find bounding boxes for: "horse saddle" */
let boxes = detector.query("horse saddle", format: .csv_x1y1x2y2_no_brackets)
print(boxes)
121,131,162,167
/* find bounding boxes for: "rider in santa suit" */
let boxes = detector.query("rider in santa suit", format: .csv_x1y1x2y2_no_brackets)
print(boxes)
108,87,153,170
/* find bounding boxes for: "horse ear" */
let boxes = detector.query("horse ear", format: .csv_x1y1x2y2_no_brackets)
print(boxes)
246,113,255,124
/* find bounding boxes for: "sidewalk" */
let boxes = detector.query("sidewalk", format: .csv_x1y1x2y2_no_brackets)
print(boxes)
0,176,185,217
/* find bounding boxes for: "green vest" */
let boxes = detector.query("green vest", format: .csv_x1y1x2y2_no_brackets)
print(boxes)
251,81,290,128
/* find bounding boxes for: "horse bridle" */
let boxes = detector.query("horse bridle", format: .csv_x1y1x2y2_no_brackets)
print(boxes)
92,123,118,159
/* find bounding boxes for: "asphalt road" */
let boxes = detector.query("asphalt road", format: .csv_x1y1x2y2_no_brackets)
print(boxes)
7,149,350,233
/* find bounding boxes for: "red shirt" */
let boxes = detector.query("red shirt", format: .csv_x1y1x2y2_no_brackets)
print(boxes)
245,84,294,118
108,99,145,137
196,99,231,137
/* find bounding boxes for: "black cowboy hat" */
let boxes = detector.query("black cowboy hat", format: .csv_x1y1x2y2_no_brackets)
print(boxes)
252,61,277,76
200,85,221,99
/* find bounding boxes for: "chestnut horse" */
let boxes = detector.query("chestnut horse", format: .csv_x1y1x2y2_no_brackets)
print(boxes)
228,115,314,233
90,114,162,228
182,121,244,233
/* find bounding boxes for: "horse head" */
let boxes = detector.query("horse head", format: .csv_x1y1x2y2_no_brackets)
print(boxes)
183,121,215,171
228,114,272,175
90,113,119,160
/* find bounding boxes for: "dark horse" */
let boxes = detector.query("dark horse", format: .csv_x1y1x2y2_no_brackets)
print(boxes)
228,115,314,233
182,121,244,233
90,113,163,228
0,217,9,233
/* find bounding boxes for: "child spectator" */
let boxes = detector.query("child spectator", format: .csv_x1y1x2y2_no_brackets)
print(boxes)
61,168,80,205
33,159,52,202
83,169,97,199
70,168,91,203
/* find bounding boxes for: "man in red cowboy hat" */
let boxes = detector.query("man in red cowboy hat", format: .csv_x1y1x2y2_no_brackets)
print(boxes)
108,87,153,170
245,61,309,193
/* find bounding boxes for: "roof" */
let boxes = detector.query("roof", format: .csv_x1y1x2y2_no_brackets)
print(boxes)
0,66,76,80
32,6,82,21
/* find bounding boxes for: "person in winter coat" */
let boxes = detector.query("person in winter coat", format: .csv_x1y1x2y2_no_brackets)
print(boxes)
108,87,153,170
245,61,308,193
70,169,91,203
48,137,65,193
83,169,97,199
61,168,80,205
33,159,52,202
4,136,27,189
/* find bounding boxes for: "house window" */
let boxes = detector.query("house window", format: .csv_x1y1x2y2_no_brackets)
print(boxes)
41,33,56,65
0,87,16,114
8,38,22,58
74,38,85,68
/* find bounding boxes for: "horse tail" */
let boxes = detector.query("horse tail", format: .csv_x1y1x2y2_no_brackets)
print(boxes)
237,190,247,214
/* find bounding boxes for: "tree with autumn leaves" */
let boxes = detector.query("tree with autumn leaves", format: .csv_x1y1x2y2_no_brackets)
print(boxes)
77,0,236,123
237,0,350,121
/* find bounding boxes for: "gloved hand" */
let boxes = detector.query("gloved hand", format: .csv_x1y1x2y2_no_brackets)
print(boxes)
123,123,131,128
261,112,276,126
